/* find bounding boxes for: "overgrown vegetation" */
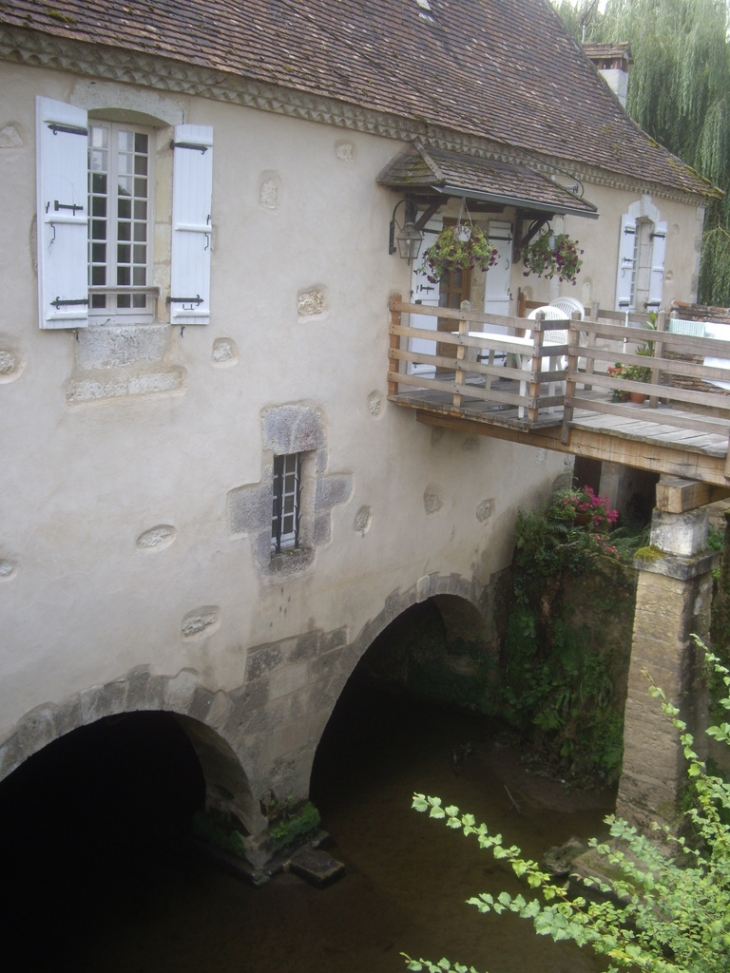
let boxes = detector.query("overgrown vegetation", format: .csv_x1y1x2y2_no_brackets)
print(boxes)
403,640,730,973
502,487,639,783
553,0,730,306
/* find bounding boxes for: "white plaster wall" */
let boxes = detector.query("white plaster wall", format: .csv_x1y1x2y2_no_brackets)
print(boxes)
0,61,567,743
519,182,703,312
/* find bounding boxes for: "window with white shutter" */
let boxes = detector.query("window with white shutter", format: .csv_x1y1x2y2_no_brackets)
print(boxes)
614,214,637,312
36,99,215,330
647,222,667,311
170,125,214,326
36,96,89,329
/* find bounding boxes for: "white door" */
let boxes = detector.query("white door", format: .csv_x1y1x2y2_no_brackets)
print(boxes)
407,216,442,377
483,220,513,328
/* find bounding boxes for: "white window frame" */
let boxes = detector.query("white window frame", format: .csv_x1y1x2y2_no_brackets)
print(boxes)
88,120,156,325
615,199,667,313
36,96,214,330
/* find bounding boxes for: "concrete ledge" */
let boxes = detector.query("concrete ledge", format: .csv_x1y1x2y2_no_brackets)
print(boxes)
634,550,719,581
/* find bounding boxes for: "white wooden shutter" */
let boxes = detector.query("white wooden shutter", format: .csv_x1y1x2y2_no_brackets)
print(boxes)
615,214,637,312
170,125,213,325
647,221,667,311
36,96,89,329
407,216,442,376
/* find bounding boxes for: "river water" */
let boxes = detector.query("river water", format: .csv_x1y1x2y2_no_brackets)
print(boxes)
3,671,614,973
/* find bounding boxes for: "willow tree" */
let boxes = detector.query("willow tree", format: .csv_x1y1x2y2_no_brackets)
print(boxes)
554,0,730,306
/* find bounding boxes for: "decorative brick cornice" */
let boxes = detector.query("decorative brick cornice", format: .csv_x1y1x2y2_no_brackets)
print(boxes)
0,24,706,209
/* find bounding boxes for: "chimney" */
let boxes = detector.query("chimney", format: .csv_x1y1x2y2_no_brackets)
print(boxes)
583,42,632,108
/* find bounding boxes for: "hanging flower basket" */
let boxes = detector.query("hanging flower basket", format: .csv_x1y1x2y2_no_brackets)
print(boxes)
419,224,498,284
518,231,584,285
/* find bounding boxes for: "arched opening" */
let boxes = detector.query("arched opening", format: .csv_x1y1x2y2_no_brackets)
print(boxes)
0,711,205,969
310,594,496,802
306,598,614,973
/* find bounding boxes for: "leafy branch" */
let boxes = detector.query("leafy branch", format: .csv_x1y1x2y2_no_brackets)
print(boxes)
403,638,730,973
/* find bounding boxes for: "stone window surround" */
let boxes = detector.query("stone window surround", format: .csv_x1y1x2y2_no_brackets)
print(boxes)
228,403,352,576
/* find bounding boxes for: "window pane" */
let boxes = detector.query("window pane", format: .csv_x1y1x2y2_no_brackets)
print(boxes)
134,177,147,198
117,266,131,285
118,130,134,152
134,132,148,153
91,266,106,285
117,243,131,263
133,244,146,263
134,155,148,176
116,294,131,308
118,222,131,241
91,243,106,263
133,200,147,221
90,149,107,172
91,220,106,240
133,223,147,242
118,197,131,220
118,175,132,196
91,173,107,195
132,294,147,308
132,267,146,285
118,153,133,175
91,197,106,217
91,294,107,308
91,126,107,149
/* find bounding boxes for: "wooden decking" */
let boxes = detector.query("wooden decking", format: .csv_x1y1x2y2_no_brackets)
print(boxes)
387,298,730,487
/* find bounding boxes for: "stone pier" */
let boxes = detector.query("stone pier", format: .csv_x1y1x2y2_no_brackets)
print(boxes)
616,499,719,831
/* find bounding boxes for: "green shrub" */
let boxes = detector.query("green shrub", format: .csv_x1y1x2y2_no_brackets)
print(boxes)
402,639,730,973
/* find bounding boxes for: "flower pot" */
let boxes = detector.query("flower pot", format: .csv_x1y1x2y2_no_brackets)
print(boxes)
629,391,648,404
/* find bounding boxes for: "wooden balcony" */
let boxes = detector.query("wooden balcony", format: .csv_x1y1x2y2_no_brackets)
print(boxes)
388,296,730,488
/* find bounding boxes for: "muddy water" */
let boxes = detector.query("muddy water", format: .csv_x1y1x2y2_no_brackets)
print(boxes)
3,674,614,973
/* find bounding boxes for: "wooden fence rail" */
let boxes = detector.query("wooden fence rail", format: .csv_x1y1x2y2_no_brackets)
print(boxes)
388,297,730,459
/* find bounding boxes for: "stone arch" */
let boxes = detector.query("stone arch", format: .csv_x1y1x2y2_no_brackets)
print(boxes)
0,666,267,843
305,573,492,791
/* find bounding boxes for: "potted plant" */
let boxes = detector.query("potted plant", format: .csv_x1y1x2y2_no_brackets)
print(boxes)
419,224,498,283
608,361,651,403
518,231,584,285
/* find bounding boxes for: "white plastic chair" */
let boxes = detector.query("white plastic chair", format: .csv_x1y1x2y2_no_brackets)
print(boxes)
521,306,570,415
549,296,585,322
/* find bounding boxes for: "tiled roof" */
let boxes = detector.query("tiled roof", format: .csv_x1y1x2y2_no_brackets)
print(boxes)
378,142,599,217
1,0,720,199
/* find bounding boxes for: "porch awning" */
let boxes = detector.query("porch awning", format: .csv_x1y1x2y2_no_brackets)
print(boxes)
377,141,598,219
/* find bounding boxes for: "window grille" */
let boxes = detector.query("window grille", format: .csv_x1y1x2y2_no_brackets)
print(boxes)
271,453,302,553
88,123,153,321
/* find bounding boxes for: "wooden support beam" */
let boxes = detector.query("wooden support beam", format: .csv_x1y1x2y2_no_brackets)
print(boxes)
655,476,730,513
412,407,730,486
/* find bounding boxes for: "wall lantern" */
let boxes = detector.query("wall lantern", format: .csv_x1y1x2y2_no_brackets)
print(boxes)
389,198,424,263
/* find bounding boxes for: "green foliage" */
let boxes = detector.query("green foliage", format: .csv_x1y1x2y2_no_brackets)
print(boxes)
404,641,730,973
518,231,584,285
505,488,634,781
502,613,624,780
419,225,498,284
192,808,248,859
268,800,321,851
554,0,730,305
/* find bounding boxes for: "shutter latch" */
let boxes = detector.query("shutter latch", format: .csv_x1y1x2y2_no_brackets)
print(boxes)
170,140,209,154
51,297,89,309
167,295,203,307
54,200,84,215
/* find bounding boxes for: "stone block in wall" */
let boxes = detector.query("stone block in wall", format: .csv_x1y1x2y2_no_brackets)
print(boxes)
261,405,326,455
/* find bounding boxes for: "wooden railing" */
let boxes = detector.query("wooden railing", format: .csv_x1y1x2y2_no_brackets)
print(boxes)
388,297,730,454
388,297,568,422
561,314,730,458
